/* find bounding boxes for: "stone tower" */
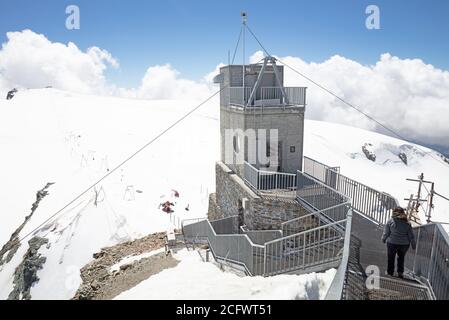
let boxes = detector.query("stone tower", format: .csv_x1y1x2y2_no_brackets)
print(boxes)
213,56,307,176
208,57,308,227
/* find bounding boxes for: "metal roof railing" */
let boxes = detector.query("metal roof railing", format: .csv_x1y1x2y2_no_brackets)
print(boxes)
225,86,306,108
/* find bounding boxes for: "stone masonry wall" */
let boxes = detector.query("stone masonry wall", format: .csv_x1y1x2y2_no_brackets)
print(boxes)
212,161,259,220
209,161,308,231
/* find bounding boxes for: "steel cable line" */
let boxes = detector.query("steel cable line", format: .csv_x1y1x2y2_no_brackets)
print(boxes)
18,87,224,243
231,26,243,64
17,25,250,244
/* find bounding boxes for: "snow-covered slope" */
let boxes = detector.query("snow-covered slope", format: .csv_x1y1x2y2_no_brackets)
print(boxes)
0,88,218,299
304,120,449,225
116,249,336,300
0,88,448,300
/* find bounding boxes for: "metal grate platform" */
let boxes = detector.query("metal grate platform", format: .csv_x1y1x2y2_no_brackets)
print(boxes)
367,277,433,300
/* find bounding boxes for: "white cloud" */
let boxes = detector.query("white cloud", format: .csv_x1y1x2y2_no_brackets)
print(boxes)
249,51,449,147
1,30,447,148
0,30,215,101
134,64,214,100
0,30,118,95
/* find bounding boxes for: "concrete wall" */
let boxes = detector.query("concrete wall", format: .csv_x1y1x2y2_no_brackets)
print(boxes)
220,106,305,175
209,162,308,231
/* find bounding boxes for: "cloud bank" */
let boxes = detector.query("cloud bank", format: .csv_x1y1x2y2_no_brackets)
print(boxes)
250,51,449,148
129,64,214,100
0,30,214,100
0,30,448,148
0,30,118,95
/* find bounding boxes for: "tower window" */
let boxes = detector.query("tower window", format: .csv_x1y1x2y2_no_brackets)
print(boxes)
290,146,296,153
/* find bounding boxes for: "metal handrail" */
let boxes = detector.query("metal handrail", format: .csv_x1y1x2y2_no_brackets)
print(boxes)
281,202,351,235
183,215,266,276
282,203,350,226
325,209,353,300
243,161,297,192
265,218,347,245
204,238,254,276
184,161,353,278
406,222,449,300
226,86,306,107
303,156,399,225
297,170,350,202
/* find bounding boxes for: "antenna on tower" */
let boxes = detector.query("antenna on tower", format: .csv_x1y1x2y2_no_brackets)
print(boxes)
241,12,247,89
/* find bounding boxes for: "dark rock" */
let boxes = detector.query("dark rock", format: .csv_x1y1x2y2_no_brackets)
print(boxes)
119,264,131,271
362,144,376,162
7,236,49,300
398,152,408,165
0,183,54,266
6,88,18,100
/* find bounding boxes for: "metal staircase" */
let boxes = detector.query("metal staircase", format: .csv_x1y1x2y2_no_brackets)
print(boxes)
183,169,352,277
303,157,447,300
183,156,448,299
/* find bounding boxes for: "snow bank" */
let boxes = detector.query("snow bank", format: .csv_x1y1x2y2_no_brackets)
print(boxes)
116,249,336,300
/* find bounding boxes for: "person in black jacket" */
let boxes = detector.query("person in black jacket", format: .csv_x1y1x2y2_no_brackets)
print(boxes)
381,207,416,278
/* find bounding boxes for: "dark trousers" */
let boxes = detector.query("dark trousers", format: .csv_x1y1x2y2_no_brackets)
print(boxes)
387,243,409,275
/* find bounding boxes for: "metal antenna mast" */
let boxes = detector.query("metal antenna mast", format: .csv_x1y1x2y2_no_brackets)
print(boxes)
405,173,435,223
241,12,247,91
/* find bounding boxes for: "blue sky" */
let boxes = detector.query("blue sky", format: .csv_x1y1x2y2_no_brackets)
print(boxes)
1,0,448,88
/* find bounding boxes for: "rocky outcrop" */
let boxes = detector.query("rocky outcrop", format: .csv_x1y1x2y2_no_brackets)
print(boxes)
0,182,54,266
6,88,18,100
73,232,179,300
8,236,49,300
398,152,408,165
362,143,376,162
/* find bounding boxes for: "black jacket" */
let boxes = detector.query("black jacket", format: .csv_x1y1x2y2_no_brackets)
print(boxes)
382,218,416,249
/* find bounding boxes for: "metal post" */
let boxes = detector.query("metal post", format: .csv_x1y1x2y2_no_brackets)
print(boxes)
241,12,246,102
412,227,421,274
428,225,437,281
302,233,306,267
428,182,435,223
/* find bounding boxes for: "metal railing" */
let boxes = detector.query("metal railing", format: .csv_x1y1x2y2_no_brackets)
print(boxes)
264,218,348,276
303,156,399,225
406,223,449,300
226,86,306,107
183,164,353,278
282,203,350,236
183,211,351,277
303,156,340,185
182,216,266,276
325,209,353,300
243,161,296,193
228,87,251,107
241,228,283,245
297,170,350,211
